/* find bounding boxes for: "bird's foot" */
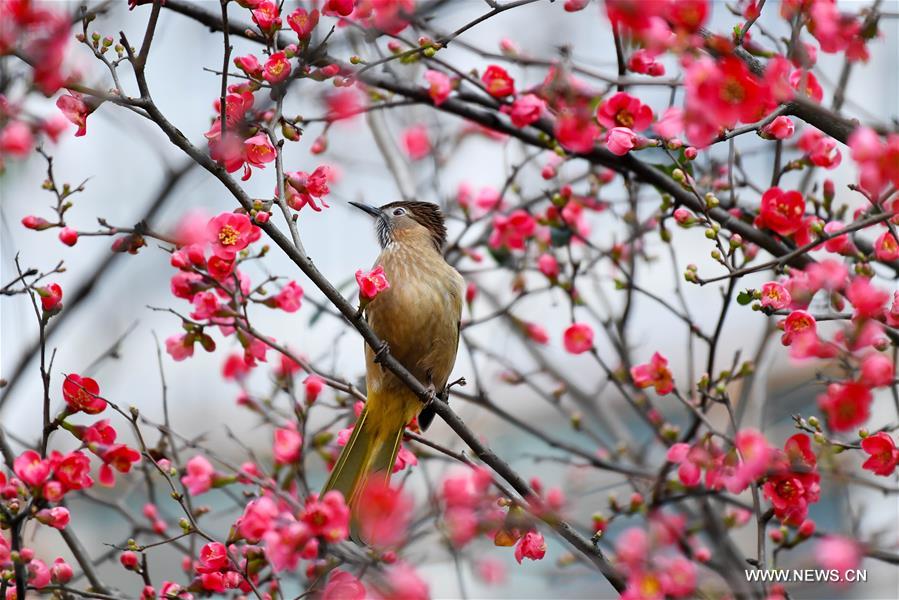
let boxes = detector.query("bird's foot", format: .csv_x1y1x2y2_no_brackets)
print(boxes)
373,341,390,364
423,383,439,408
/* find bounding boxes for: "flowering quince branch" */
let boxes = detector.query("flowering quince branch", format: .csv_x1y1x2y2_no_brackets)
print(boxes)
4,0,899,599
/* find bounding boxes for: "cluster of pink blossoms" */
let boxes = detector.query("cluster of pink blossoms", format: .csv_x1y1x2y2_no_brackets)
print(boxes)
615,513,700,600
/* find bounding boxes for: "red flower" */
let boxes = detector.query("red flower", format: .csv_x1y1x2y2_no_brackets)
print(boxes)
596,92,653,131
488,210,536,250
524,322,549,345
304,374,325,404
759,282,791,310
356,265,390,301
562,322,594,354
401,125,431,161
514,531,547,563
630,352,674,395
501,94,545,128
37,282,63,312
207,212,258,260
0,121,34,157
251,1,281,34
762,434,820,525
181,455,215,495
58,227,78,246
606,126,638,155
554,106,600,152
263,51,291,83
818,381,872,432
55,93,90,137
482,65,515,97
789,69,823,103
301,490,350,543
198,542,229,574
244,133,277,167
54,451,94,491
273,426,302,464
860,432,899,476
271,281,304,313
355,479,413,548
322,569,366,600
760,115,795,140
780,309,816,345
688,57,768,129
62,374,105,415
287,7,319,40
756,187,806,236
874,231,899,261
846,276,889,318
798,128,841,168
233,54,262,79
860,352,894,387
424,70,452,106
13,450,51,488
101,443,141,474
238,496,279,541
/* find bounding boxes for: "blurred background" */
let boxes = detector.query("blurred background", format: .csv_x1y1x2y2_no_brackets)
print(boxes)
2,1,898,597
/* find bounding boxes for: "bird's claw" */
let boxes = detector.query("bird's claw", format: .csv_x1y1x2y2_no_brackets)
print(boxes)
373,341,390,364
424,383,439,408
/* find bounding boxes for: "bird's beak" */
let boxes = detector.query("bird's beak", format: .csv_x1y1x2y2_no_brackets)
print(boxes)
349,201,383,218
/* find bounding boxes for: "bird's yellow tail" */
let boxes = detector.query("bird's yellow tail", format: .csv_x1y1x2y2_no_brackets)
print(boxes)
322,404,406,508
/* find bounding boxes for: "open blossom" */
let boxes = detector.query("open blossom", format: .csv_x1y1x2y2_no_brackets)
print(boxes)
860,432,899,476
482,65,515,97
251,1,282,33
654,107,683,139
596,92,653,131
846,276,889,318
848,127,899,194
356,480,413,548
181,455,216,495
14,450,51,487
780,309,816,345
874,231,899,261
818,381,871,432
562,322,594,354
759,282,791,310
763,434,820,525
756,187,806,237
514,531,547,563
244,133,277,167
555,103,601,152
606,126,638,155
63,374,105,414
860,352,894,387
798,128,841,168
287,7,319,39
356,265,390,300
501,94,545,128
631,352,674,395
489,210,536,250
302,490,350,542
207,212,259,260
823,220,852,254
424,70,452,105
263,51,291,83
285,165,332,211
272,281,304,312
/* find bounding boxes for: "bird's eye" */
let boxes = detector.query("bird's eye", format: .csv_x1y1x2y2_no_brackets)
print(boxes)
392,208,406,216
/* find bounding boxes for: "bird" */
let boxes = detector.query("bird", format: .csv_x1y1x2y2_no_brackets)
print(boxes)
323,200,465,516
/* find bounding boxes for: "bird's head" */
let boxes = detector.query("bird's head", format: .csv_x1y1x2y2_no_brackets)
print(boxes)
349,200,447,252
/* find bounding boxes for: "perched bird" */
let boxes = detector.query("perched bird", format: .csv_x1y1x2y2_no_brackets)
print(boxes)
323,200,464,514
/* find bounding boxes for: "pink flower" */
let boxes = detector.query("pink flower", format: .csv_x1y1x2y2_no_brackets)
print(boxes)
846,277,889,318
606,126,638,155
263,51,291,83
54,451,94,491
28,559,51,589
302,490,350,543
780,310,817,345
501,94,545,128
322,569,366,600
798,128,841,169
759,282,791,310
381,563,429,600
238,496,279,540
233,54,263,78
628,48,665,76
860,352,894,387
0,121,34,157
666,443,701,487
823,221,851,254
537,253,560,279
562,322,594,354
181,455,215,495
524,322,549,345
424,70,452,106
756,187,806,237
789,68,824,103
654,107,683,138
285,165,333,211
356,265,390,301
488,210,536,250
198,542,229,574
818,381,871,432
356,480,413,548
482,65,515,97
56,92,90,137
303,374,325,404
401,125,431,160
815,536,861,575
14,450,51,488
849,127,899,194
860,432,899,476
50,558,73,584
207,212,258,260
874,231,899,262
58,227,78,246
272,281,304,312
630,352,674,395
514,531,547,563
555,107,600,152
62,374,105,414
287,7,319,39
251,1,282,33
273,426,302,464
244,133,277,167
760,116,795,140
596,92,653,131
